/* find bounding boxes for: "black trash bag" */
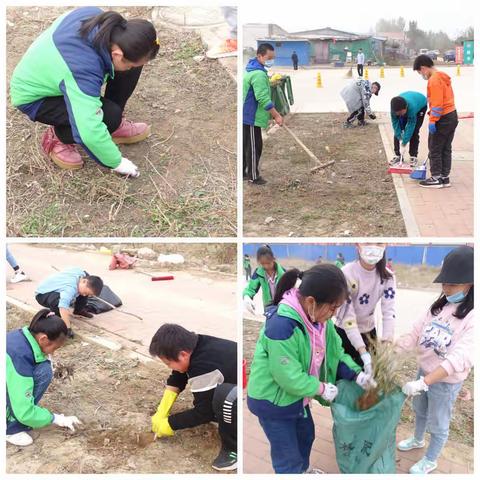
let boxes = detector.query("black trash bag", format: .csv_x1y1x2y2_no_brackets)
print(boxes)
85,285,122,314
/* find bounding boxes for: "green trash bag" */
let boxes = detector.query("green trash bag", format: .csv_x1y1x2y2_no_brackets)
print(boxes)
271,83,290,116
331,380,406,474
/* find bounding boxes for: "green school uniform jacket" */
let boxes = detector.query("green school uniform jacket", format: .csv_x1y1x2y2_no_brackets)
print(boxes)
247,303,361,419
243,263,285,307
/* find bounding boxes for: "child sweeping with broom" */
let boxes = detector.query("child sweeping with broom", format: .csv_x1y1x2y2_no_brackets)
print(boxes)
10,7,159,177
243,245,285,315
335,243,396,376
247,264,376,473
396,245,474,474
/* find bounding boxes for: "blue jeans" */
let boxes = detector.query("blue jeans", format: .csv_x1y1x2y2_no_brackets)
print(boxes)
258,405,315,473
7,360,53,434
413,369,462,462
6,247,18,270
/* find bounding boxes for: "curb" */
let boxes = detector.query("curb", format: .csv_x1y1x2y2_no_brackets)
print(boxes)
7,296,154,364
377,121,420,237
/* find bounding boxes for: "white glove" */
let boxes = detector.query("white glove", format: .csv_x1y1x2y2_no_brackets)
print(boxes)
360,351,373,376
318,382,338,402
356,371,378,390
402,376,429,396
243,296,256,315
113,157,140,178
53,413,82,432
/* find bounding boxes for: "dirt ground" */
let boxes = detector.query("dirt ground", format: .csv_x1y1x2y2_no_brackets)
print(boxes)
6,6,236,237
243,319,473,447
7,305,223,474
243,113,407,237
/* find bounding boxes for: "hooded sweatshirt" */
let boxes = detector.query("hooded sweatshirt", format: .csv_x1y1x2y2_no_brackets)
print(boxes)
396,302,473,384
336,260,396,350
281,289,326,405
243,58,274,128
391,91,427,145
427,70,456,125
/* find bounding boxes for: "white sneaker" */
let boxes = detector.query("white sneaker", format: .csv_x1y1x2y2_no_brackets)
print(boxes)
397,436,425,451
6,431,33,446
11,271,28,283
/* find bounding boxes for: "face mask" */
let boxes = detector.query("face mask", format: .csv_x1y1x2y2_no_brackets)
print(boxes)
446,290,466,304
264,59,274,68
360,246,385,265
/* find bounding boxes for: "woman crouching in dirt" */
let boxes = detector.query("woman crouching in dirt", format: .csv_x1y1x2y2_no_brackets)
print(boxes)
10,7,159,177
6,309,81,447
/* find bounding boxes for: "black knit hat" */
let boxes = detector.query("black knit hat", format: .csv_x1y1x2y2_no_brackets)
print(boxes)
433,246,474,284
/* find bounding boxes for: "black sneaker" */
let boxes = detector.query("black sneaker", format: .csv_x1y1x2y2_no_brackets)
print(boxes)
343,121,355,128
441,176,451,188
66,328,75,339
409,156,418,168
212,449,237,471
389,155,401,166
249,176,267,185
73,309,94,318
419,177,443,188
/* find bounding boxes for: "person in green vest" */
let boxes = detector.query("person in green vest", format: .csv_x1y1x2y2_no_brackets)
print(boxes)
243,254,252,281
247,265,376,473
10,7,159,176
335,252,346,269
243,245,285,315
7,309,81,446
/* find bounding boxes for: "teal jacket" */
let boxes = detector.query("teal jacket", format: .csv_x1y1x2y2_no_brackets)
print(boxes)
7,327,54,430
243,263,285,307
243,58,274,128
247,303,362,419
391,91,427,145
10,7,122,168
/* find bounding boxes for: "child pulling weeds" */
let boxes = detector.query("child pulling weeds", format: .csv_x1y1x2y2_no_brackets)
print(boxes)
247,264,376,473
396,246,474,474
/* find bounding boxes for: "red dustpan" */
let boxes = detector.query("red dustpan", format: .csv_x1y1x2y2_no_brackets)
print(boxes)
388,154,412,175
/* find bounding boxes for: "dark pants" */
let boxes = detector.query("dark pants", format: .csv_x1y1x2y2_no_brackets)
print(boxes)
394,106,427,157
243,124,263,181
34,66,143,145
7,360,53,434
428,110,458,178
357,64,364,76
293,62,298,70
36,291,88,315
335,326,377,366
212,383,237,453
245,266,252,281
258,405,315,473
347,107,365,123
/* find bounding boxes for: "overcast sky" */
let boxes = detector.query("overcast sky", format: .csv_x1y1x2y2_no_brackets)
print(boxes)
241,0,473,38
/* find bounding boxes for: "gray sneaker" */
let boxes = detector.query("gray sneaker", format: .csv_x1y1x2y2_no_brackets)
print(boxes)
397,436,425,451
389,155,401,166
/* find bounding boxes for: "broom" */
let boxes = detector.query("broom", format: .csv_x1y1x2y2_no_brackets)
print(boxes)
410,157,428,180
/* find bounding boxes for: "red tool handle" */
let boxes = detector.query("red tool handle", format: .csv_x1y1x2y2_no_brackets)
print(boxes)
151,275,174,281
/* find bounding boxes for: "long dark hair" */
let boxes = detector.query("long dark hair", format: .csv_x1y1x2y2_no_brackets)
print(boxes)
376,252,393,282
430,286,474,319
79,11,159,62
29,309,68,341
273,264,348,306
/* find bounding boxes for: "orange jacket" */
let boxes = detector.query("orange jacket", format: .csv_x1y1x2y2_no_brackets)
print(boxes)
427,70,456,124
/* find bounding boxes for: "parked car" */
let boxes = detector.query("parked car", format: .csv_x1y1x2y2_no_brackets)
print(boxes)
426,50,437,60
443,50,456,62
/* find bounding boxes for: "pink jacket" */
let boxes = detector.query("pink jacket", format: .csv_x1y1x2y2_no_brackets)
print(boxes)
396,302,474,384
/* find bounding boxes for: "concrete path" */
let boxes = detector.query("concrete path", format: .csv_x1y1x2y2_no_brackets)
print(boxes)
6,245,237,358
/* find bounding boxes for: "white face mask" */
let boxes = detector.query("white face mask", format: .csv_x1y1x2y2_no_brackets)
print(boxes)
360,246,385,265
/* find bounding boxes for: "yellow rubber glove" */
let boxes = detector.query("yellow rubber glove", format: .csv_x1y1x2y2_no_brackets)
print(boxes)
151,389,178,433
152,417,174,437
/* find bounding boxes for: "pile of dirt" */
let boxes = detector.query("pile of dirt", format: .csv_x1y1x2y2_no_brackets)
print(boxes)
244,113,407,237
6,6,236,237
7,306,221,473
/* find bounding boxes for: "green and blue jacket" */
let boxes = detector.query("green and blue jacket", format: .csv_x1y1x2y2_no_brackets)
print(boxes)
243,263,285,307
391,91,427,145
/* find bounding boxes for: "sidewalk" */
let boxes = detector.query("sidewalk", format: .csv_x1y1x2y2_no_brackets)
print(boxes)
6,245,236,358
243,393,473,474
379,114,473,237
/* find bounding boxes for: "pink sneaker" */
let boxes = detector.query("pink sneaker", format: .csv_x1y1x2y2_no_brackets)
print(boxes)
41,127,83,170
111,118,151,145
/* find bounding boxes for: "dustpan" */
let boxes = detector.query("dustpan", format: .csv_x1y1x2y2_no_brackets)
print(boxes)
410,158,428,180
388,154,412,174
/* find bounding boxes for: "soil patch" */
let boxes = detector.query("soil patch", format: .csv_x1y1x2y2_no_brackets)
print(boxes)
243,113,406,237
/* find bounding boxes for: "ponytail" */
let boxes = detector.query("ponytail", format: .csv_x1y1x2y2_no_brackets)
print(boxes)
256,244,274,262
79,11,159,62
29,309,68,341
273,268,301,305
272,264,348,306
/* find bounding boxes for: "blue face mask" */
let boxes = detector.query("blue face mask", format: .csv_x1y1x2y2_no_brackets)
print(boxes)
446,290,467,303
264,59,275,68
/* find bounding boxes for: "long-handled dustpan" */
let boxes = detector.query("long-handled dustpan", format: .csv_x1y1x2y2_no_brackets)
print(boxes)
388,153,412,174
